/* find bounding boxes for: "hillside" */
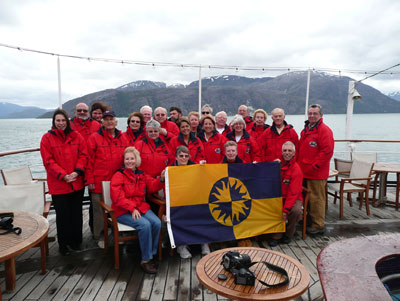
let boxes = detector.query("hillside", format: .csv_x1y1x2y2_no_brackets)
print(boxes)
40,71,400,118
0,102,50,118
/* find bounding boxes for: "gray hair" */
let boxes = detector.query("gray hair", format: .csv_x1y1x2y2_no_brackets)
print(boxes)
154,107,167,115
201,104,213,114
271,108,285,116
224,141,237,150
309,104,323,115
230,114,246,128
216,111,227,118
175,145,189,156
146,119,161,129
140,105,152,114
282,141,296,152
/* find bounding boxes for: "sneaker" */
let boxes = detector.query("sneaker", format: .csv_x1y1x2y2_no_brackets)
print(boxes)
201,243,210,255
268,239,279,247
97,240,105,249
177,245,192,259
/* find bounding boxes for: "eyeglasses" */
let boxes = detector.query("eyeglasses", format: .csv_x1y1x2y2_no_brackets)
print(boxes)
156,113,166,117
76,109,88,113
147,130,159,133
130,120,141,124
178,154,190,158
202,111,210,115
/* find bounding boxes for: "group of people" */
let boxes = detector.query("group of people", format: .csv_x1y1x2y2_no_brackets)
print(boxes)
40,100,334,274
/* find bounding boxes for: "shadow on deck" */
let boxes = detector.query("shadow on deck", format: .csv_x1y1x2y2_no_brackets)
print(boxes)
1,189,400,301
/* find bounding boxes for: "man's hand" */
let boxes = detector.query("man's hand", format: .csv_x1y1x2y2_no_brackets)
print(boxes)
283,212,288,222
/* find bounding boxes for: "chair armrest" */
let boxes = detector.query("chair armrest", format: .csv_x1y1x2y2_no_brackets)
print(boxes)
147,193,166,206
341,177,372,183
43,201,51,218
338,171,350,175
33,178,47,182
99,201,113,213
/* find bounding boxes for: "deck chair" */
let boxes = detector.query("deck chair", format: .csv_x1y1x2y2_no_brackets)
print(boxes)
302,187,311,240
1,165,49,195
328,158,354,208
0,181,49,254
327,160,374,218
99,181,138,269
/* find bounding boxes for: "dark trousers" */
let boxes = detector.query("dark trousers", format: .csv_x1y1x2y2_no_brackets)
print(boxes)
52,189,84,248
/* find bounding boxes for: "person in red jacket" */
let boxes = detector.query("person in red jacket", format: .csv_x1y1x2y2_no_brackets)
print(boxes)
298,104,334,235
90,101,109,123
221,141,244,163
154,107,179,144
226,115,261,163
237,105,254,132
70,103,101,140
86,110,129,244
215,111,231,137
248,109,270,142
198,116,227,163
40,109,88,256
188,111,203,137
123,112,146,145
135,119,172,178
111,146,165,274
258,108,299,162
169,118,205,164
269,141,303,247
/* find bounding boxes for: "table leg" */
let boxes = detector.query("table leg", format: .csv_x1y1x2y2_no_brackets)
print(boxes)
5,257,16,292
375,172,388,207
40,238,47,274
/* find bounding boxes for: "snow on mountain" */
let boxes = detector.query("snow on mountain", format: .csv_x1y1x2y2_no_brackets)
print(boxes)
388,92,400,101
117,80,166,91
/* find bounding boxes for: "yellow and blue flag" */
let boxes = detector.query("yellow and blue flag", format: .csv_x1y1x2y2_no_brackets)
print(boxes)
166,162,285,247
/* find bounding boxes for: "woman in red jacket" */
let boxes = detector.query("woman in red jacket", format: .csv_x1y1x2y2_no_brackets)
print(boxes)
134,119,172,177
123,112,146,145
248,109,270,142
40,109,88,256
198,116,227,163
169,118,205,163
111,147,165,274
225,115,261,163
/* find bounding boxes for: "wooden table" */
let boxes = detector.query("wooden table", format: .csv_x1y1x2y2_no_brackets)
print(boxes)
317,233,399,301
373,163,400,208
0,210,49,293
196,247,310,300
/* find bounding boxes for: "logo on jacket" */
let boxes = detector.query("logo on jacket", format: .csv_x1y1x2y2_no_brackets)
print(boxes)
309,141,317,147
245,148,250,154
283,179,290,184
215,148,221,154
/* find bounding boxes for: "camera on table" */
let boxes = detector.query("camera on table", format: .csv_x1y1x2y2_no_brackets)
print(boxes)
221,251,255,286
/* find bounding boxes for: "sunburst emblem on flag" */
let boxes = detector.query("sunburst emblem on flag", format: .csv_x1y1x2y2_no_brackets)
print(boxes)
208,177,252,226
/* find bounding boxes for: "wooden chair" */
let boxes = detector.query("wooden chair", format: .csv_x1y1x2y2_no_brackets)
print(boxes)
1,165,49,194
327,160,374,218
146,192,167,260
328,158,354,207
302,186,311,239
0,181,50,255
99,181,138,269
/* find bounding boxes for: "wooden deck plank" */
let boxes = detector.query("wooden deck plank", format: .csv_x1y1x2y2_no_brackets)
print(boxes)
149,255,168,301
139,273,155,300
191,254,202,301
177,257,191,301
107,257,135,301
121,263,144,301
163,254,180,301
94,264,122,301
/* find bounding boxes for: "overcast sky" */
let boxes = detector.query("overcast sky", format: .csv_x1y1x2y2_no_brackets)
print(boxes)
1,0,399,109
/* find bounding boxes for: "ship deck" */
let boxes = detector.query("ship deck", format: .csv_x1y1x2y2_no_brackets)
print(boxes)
1,188,400,301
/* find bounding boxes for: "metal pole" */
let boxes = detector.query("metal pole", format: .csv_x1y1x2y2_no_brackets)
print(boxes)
57,56,62,109
305,69,311,119
346,80,355,154
198,66,202,115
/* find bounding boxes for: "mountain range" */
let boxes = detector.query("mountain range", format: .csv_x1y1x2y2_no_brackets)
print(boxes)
0,102,50,119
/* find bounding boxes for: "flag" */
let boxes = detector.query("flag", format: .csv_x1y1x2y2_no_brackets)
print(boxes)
166,162,285,247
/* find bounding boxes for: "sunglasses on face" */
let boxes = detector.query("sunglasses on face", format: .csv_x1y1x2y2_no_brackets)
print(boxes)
156,113,166,117
178,154,190,158
76,109,88,113
130,120,140,124
202,111,210,115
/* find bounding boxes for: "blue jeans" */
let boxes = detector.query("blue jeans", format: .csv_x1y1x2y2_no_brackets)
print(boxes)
117,210,161,261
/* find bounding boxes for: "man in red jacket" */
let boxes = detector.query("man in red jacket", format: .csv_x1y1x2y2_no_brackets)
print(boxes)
269,141,303,246
298,104,334,235
70,103,101,140
237,105,254,132
154,107,179,143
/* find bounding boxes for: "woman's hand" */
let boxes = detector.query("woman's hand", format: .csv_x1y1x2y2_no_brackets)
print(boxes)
132,209,141,220
159,128,168,136
199,160,207,165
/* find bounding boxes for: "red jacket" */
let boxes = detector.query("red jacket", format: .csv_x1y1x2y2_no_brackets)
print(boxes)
249,124,269,143
169,133,205,163
298,118,334,179
122,127,146,146
198,130,228,163
217,124,231,137
134,137,171,177
86,127,129,193
226,130,261,163
159,120,179,144
244,116,255,132
70,117,101,140
258,122,299,162
111,168,163,218
281,159,303,213
40,129,88,195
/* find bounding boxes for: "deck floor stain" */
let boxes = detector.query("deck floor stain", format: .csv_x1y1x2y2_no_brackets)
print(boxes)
1,189,400,300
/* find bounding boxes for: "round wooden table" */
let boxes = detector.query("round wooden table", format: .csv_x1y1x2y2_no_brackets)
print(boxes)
0,210,49,293
196,247,310,301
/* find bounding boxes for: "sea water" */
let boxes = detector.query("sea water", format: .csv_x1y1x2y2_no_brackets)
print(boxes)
0,114,399,179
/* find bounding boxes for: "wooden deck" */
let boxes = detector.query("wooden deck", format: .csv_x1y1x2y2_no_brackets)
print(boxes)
1,189,400,301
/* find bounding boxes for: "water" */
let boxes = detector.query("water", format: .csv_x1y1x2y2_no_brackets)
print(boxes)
0,114,399,180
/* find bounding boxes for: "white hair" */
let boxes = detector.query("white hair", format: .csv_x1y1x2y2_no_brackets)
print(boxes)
140,105,152,113
230,114,246,128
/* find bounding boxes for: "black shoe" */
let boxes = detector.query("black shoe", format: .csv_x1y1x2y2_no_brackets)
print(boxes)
59,246,71,256
268,239,279,247
69,243,82,251
280,236,291,244
306,226,325,235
